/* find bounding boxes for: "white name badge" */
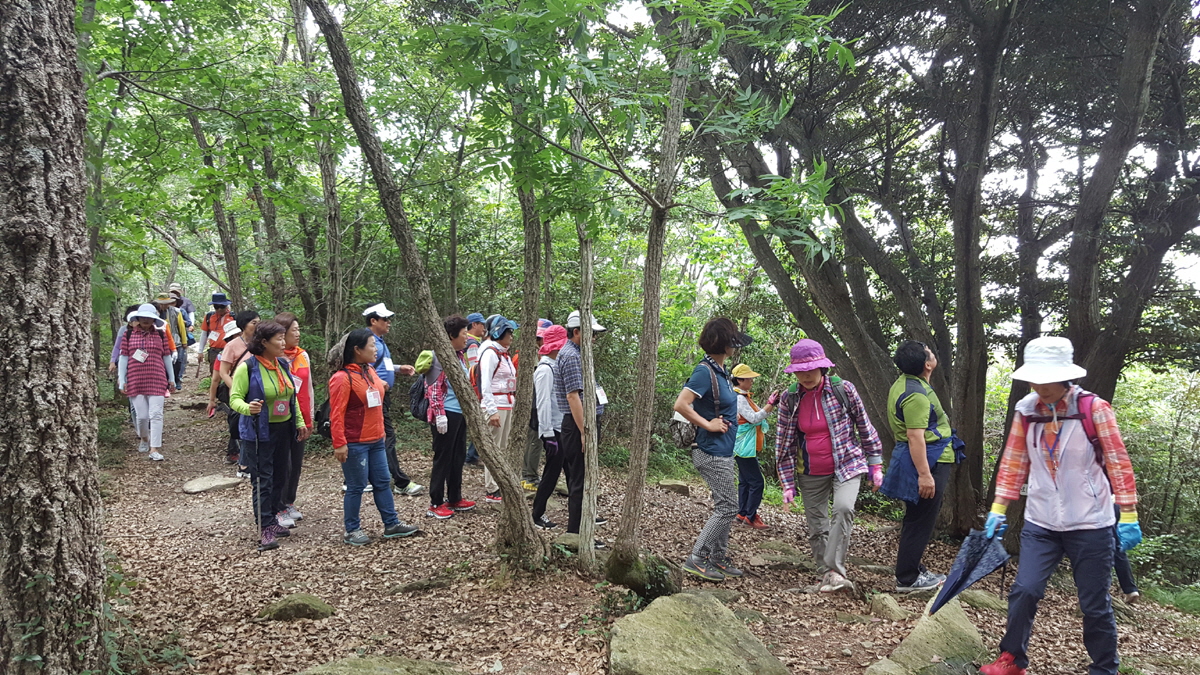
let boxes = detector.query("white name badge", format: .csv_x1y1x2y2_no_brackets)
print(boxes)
293,375,304,390
596,386,608,406
366,387,382,408
272,399,289,416
383,357,395,372
132,349,149,363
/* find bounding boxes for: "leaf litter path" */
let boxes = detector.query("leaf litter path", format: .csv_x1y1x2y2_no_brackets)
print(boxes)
104,384,1200,674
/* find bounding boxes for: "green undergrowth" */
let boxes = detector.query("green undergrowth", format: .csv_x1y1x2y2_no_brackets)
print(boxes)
1145,585,1200,615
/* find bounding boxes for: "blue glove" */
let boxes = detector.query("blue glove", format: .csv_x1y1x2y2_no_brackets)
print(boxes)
1117,521,1142,552
984,511,1007,539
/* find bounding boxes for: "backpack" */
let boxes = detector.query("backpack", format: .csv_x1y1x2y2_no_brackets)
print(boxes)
789,376,853,419
315,399,332,439
469,344,506,400
410,376,429,421
1021,391,1102,465
669,363,722,449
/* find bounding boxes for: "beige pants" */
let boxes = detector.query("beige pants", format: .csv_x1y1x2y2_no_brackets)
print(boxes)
482,408,512,494
796,473,861,577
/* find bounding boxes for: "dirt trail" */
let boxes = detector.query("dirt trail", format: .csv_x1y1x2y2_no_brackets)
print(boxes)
102,382,1200,674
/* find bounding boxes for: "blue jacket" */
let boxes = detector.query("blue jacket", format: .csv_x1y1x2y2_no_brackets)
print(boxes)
238,357,298,442
373,334,395,388
880,434,965,504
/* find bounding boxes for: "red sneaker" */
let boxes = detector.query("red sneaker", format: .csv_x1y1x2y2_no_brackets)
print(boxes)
447,499,476,511
980,652,1025,675
483,492,502,504
736,514,751,527
749,514,769,530
426,504,455,519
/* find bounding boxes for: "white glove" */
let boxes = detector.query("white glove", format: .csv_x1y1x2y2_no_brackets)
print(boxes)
435,415,448,434
171,352,178,363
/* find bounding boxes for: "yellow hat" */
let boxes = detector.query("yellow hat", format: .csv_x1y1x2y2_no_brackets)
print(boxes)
731,363,761,379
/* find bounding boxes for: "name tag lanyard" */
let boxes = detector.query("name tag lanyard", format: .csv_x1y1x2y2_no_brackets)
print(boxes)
1033,417,1073,489
259,358,294,415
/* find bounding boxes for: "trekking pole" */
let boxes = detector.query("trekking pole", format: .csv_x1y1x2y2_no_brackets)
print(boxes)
252,401,262,552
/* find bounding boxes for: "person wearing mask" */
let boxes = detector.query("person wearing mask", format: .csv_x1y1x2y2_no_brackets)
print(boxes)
362,303,423,497
169,282,197,327
673,318,752,581
118,304,178,461
154,292,188,390
328,328,420,546
880,340,964,592
463,312,488,467
520,318,554,491
980,337,1141,675
775,340,884,593
198,293,234,375
729,363,776,531
477,314,519,503
209,311,260,467
272,312,315,528
424,315,477,519
531,325,567,529
555,311,610,547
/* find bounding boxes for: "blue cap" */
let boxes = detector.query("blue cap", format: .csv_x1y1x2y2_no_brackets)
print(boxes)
488,315,519,340
466,312,485,325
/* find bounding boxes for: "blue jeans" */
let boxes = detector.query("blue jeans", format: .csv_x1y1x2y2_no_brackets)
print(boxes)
1001,522,1118,674
342,439,400,533
735,456,764,518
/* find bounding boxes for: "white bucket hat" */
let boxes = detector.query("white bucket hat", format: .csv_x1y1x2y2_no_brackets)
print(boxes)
566,310,606,333
1010,336,1087,384
126,303,166,329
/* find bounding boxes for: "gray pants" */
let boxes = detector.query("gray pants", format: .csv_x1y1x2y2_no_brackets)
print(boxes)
796,473,861,577
690,447,738,560
522,428,542,483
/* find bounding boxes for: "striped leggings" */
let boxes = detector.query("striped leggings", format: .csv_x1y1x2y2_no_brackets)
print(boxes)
690,447,738,560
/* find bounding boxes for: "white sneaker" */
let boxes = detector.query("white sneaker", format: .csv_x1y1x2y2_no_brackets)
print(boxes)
137,440,149,453
819,571,852,593
285,504,303,521
276,512,296,529
341,484,374,492
148,451,164,461
399,482,425,497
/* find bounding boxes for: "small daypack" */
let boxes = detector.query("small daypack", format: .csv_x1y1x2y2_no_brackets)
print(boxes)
410,376,429,421
315,399,332,439
1022,391,1102,464
469,344,506,400
669,363,722,449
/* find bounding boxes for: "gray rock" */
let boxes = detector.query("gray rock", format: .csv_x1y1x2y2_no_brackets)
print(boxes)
733,608,768,624
864,598,985,675
258,593,335,621
679,588,742,605
299,656,469,674
747,553,816,572
864,658,909,675
858,564,897,576
657,479,690,496
609,592,788,675
182,474,242,494
959,589,1007,613
869,594,915,621
755,540,804,556
836,611,873,624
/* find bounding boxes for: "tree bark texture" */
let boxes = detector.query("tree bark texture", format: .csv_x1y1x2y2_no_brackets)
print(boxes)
187,113,245,308
0,1,104,671
304,0,547,565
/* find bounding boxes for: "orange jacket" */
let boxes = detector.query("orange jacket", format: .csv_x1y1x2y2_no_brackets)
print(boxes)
328,363,385,448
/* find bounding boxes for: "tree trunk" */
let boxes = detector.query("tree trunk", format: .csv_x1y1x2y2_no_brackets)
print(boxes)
187,113,245,307
304,0,547,565
0,1,104,671
253,147,317,317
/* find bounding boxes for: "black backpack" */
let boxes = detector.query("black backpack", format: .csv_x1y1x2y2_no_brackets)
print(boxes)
409,376,429,422
315,399,332,439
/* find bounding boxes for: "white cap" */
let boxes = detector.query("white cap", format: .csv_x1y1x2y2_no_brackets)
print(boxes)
1010,337,1087,384
362,303,395,319
566,310,605,332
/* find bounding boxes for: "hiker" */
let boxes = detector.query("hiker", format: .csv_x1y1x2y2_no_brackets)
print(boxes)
555,311,610,546
531,325,567,530
880,340,964,592
110,304,143,429
198,293,234,374
208,310,260,467
168,282,197,327
729,363,776,531
674,317,753,581
775,339,883,592
329,328,420,546
229,322,304,551
520,318,554,491
565,311,609,445
363,303,423,497
153,291,188,390
477,314,520,503
462,312,487,466
423,315,477,519
981,337,1141,675
273,312,314,528
117,304,177,461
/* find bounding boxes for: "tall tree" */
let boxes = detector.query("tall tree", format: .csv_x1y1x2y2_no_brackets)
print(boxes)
0,0,104,672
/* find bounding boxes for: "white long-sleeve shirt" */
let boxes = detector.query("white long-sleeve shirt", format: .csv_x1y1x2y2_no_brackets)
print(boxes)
736,391,771,425
478,340,516,418
534,356,562,437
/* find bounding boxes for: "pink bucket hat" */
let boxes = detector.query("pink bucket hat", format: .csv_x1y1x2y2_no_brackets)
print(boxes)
784,339,834,373
539,325,568,355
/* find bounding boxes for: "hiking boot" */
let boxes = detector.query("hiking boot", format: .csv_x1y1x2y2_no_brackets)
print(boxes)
749,514,769,530
447,499,476,511
284,504,304,521
148,451,164,461
224,452,239,464
896,570,945,592
819,571,852,593
534,515,558,530
383,522,419,538
267,523,290,538
258,528,279,552
396,482,424,497
427,504,455,519
980,652,1026,675
483,492,502,504
521,480,539,492
344,529,370,546
682,555,725,582
712,555,743,578
735,514,752,527
276,512,296,529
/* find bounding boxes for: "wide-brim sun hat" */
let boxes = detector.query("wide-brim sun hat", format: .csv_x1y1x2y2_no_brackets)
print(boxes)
153,292,175,304
127,303,166,329
210,292,232,307
784,339,834,373
1010,336,1087,384
539,325,568,355
730,363,761,379
488,315,518,340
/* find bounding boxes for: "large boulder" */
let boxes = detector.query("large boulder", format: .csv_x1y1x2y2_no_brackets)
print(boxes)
299,656,469,674
864,598,984,675
182,474,242,494
869,594,915,621
959,589,1007,613
609,591,788,675
258,593,335,621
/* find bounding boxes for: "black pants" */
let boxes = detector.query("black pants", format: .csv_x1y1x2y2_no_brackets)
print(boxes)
382,389,412,489
271,433,305,512
241,421,291,532
225,406,240,459
1112,505,1138,594
560,414,586,534
429,411,467,507
531,432,565,521
895,461,950,585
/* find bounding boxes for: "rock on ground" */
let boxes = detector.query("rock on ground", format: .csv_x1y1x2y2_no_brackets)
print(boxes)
869,593,915,621
258,593,336,621
657,479,690,496
609,591,788,675
181,474,242,494
865,598,984,675
679,588,742,605
959,589,1008,613
299,656,469,674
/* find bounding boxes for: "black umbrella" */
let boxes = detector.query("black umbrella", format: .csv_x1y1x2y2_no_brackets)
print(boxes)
930,529,1012,615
